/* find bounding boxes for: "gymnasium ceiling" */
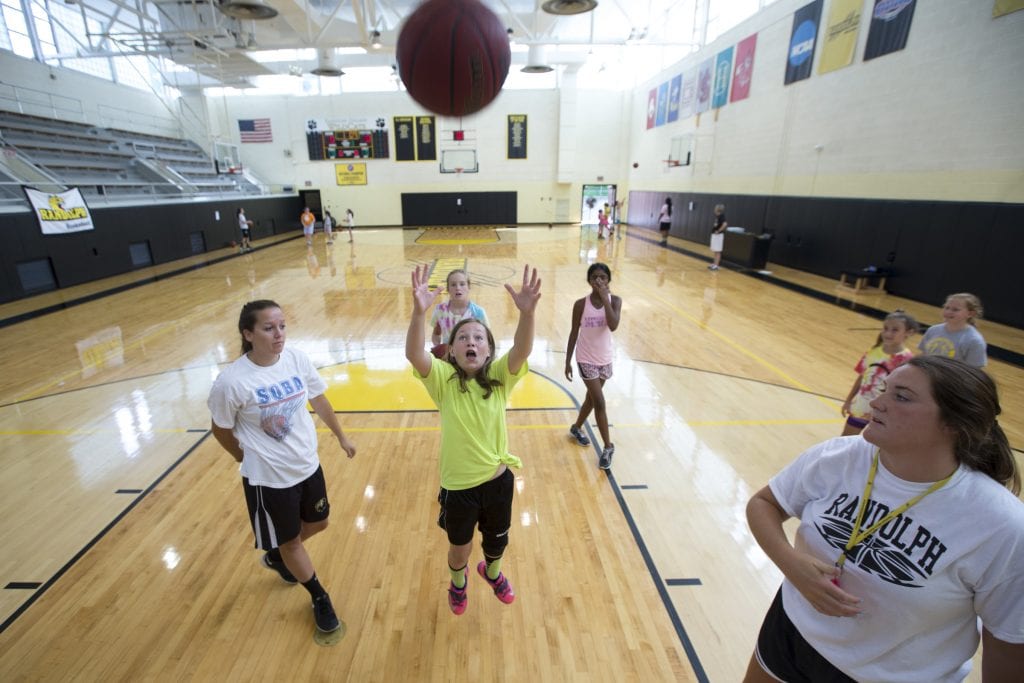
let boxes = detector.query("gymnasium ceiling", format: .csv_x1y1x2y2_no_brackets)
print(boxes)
60,0,767,88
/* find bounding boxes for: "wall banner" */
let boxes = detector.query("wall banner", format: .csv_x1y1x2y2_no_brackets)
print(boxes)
416,116,436,161
864,0,917,61
24,186,94,234
646,88,657,129
695,58,714,113
819,0,862,74
507,115,527,159
655,81,670,126
785,0,823,84
730,34,758,102
394,116,415,161
712,47,734,108
667,74,682,122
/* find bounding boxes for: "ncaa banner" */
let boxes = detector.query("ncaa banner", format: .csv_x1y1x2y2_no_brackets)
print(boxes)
712,47,734,109
24,186,94,235
646,88,657,129
819,0,862,74
695,58,713,114
785,0,823,84
730,34,758,102
667,74,682,122
864,0,916,61
655,81,670,127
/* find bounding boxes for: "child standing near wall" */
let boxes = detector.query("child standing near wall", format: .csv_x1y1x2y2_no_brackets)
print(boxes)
919,293,988,368
344,209,355,243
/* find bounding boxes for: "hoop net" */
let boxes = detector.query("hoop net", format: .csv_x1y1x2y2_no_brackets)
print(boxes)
454,167,463,176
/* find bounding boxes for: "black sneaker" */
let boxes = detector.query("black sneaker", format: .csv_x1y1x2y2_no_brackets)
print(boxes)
312,594,341,633
599,445,615,470
569,425,590,446
262,552,298,584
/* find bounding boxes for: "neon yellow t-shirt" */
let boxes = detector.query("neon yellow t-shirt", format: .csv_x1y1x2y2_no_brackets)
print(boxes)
414,354,526,490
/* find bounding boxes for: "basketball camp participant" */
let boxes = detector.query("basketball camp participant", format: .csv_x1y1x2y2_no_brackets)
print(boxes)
208,300,357,634
405,264,541,615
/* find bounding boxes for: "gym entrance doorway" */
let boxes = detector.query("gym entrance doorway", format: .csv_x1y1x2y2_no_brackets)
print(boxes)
581,184,616,226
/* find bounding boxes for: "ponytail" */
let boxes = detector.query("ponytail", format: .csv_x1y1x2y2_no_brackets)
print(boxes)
238,299,280,355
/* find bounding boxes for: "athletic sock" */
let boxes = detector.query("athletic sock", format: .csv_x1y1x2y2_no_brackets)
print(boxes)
301,573,328,600
484,557,502,581
449,564,467,589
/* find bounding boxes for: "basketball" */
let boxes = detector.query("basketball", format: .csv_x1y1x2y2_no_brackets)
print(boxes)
396,0,511,117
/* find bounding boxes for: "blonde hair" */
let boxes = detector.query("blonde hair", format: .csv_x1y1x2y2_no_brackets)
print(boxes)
946,293,983,326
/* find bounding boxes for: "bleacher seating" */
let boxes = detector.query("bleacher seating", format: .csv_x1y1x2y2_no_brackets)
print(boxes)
0,110,264,199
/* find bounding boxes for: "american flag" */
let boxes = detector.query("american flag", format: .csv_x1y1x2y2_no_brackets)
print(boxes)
238,118,272,143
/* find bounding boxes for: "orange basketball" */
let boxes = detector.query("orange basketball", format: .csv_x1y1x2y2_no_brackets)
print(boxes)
396,0,511,117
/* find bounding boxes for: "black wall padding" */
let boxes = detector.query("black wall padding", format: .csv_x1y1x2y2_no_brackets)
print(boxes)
627,191,1024,328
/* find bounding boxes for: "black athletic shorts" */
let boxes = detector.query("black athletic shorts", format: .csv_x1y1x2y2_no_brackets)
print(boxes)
243,465,329,550
437,468,514,546
754,589,856,682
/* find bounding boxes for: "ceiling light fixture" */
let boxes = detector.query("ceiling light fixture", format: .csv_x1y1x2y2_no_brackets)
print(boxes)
217,0,279,21
541,0,598,15
371,30,381,49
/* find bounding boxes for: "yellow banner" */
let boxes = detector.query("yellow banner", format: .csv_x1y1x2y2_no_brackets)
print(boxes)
335,162,367,185
818,0,861,75
993,0,1024,17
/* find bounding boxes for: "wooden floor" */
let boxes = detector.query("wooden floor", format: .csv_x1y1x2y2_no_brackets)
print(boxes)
0,225,1021,682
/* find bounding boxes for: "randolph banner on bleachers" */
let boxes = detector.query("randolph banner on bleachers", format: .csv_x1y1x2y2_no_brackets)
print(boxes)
23,186,94,235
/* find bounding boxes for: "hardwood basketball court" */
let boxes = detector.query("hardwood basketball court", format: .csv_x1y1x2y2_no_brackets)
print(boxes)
1,225,1021,681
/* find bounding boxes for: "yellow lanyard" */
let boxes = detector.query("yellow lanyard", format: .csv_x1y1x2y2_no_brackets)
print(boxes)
835,450,955,573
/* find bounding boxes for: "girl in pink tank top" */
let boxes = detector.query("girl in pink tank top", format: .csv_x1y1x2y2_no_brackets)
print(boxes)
564,263,622,470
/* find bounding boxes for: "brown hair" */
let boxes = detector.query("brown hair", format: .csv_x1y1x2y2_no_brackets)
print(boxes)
908,355,1019,494
238,300,281,354
446,317,502,399
872,310,918,348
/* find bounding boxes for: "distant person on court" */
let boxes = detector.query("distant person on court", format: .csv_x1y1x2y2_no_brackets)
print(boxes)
207,300,357,634
598,209,609,239
430,269,490,359
658,198,672,245
300,207,315,246
743,356,1023,682
344,208,355,243
709,204,727,270
918,292,987,368
406,263,542,615
565,263,623,470
237,207,253,253
322,210,334,245
840,310,917,436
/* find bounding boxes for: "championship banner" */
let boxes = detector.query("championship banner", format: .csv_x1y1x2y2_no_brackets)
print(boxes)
864,0,916,61
655,81,669,126
994,0,1024,17
335,162,367,186
394,116,416,161
416,116,436,161
730,34,757,102
507,114,527,159
712,47,733,109
785,0,823,85
667,74,682,122
679,68,697,119
646,88,657,129
695,58,713,113
24,186,94,234
819,0,862,74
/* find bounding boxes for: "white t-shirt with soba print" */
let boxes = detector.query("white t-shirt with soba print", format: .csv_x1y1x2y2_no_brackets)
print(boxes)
208,346,327,488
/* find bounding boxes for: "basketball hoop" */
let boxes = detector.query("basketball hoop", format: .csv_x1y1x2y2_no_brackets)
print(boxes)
663,159,681,168
454,167,463,177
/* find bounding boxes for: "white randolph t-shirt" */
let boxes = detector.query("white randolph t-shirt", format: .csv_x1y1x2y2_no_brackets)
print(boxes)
769,436,1024,683
208,346,327,488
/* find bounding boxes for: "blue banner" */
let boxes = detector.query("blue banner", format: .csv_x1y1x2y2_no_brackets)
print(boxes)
713,47,734,109
785,0,823,84
655,81,669,126
667,74,682,122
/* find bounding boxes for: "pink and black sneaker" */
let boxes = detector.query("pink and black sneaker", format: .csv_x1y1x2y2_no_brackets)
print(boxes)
477,561,515,604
